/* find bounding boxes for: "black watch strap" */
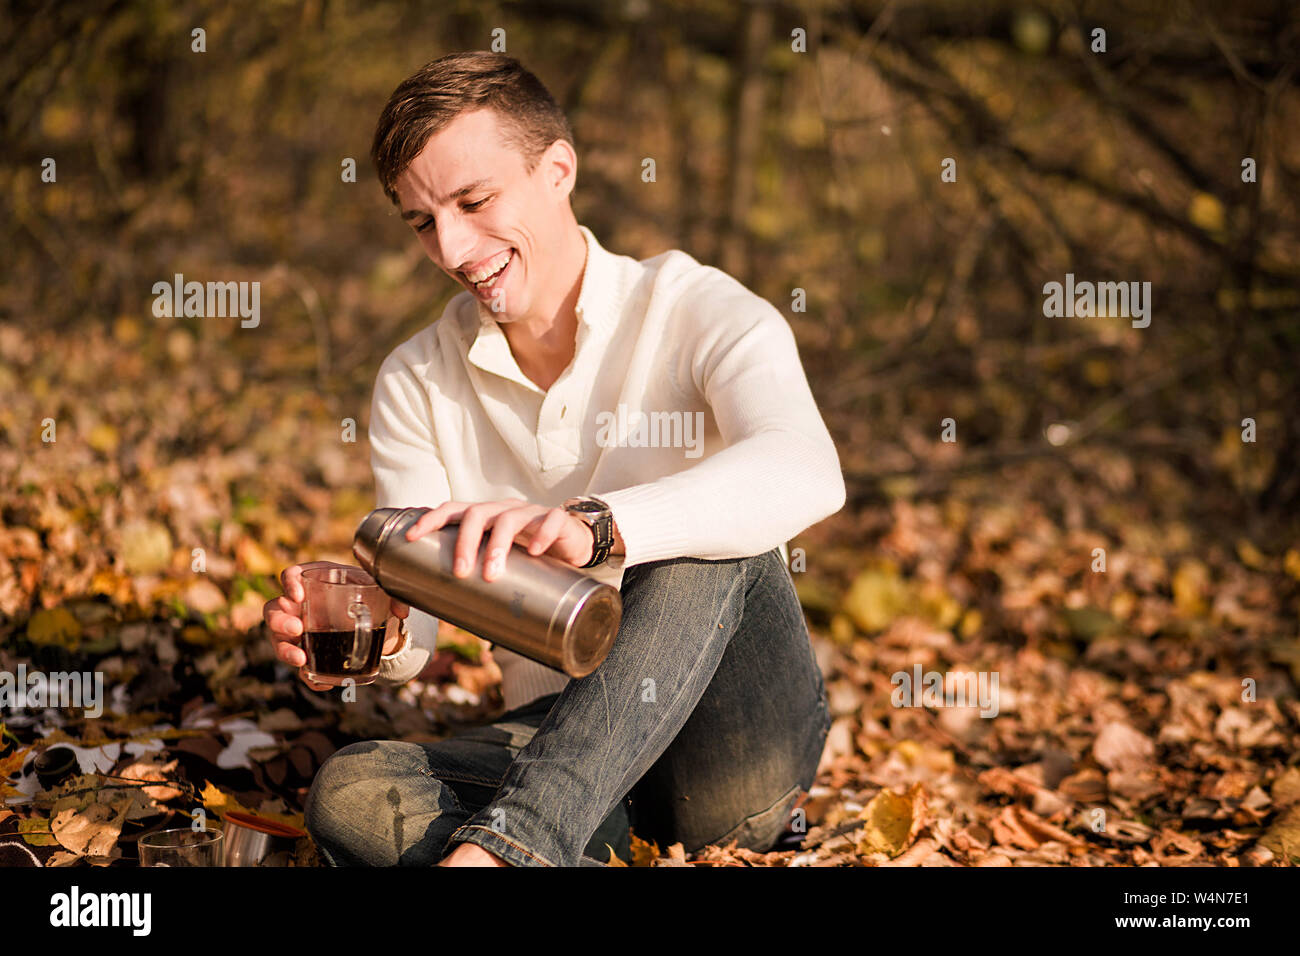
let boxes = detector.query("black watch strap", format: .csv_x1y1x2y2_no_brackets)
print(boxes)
565,496,613,568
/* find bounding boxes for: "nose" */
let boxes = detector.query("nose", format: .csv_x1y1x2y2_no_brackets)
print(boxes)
431,214,478,275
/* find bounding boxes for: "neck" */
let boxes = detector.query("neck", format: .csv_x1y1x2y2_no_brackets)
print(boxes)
500,221,588,388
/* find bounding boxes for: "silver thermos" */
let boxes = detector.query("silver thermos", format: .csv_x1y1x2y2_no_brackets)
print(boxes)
352,507,622,678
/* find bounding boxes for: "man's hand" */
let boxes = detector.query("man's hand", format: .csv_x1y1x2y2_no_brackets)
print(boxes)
263,560,412,691
403,499,614,581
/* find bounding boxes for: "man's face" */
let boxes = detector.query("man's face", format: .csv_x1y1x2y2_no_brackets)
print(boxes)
393,108,574,322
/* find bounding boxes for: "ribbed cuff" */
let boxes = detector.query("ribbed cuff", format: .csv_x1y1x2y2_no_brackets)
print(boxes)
596,483,695,568
375,609,437,686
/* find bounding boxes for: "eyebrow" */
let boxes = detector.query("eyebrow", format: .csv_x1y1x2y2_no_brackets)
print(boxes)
400,179,493,220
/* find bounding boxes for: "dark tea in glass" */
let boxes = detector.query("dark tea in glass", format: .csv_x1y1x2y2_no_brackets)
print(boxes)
299,565,393,686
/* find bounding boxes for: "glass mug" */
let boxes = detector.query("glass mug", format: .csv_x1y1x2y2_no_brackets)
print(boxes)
138,827,224,866
299,566,394,687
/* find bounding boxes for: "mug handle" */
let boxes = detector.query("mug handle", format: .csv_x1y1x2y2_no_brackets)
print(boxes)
347,602,372,670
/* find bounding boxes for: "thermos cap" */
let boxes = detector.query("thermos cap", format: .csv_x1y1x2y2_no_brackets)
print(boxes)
352,507,409,579
564,586,621,677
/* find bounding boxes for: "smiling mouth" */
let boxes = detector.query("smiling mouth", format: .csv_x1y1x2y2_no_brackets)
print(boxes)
465,249,515,294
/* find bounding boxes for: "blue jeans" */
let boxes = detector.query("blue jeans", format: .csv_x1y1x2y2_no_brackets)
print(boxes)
303,548,832,867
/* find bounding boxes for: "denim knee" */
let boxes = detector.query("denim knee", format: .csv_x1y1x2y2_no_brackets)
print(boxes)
304,741,383,857
305,740,460,866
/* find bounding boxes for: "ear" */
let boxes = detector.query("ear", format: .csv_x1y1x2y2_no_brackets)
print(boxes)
541,138,577,200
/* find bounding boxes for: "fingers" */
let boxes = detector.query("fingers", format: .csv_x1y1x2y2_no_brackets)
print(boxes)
263,592,297,631
389,499,548,580
267,571,312,667
265,595,304,638
391,599,410,618
451,499,526,579
268,603,307,668
279,560,347,602
405,502,462,543
483,507,542,582
280,564,307,603
476,501,546,582
452,502,496,579
523,507,571,557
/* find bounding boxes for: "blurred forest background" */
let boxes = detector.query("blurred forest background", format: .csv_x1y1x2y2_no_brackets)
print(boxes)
1,0,1299,867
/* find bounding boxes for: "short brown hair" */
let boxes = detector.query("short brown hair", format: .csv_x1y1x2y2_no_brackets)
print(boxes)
370,51,575,205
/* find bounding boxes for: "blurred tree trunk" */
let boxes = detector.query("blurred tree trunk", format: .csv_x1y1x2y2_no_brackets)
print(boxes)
720,0,774,283
120,25,172,179
662,25,705,250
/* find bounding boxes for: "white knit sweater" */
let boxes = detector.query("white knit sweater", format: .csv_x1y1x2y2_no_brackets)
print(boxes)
369,225,845,713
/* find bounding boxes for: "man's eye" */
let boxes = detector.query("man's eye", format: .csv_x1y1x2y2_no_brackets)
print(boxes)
414,198,488,233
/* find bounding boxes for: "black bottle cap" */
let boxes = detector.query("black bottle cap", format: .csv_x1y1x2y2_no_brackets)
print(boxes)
34,745,79,790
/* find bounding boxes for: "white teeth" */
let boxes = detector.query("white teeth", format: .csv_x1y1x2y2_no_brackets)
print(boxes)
467,250,512,285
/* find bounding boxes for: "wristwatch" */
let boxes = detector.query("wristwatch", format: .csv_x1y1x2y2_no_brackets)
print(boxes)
562,495,614,568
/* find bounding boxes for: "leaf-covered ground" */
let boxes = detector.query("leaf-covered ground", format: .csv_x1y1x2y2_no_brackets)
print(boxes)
2,321,1299,867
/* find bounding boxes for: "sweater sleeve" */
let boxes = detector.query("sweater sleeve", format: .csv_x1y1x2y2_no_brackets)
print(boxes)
597,271,846,567
367,348,450,686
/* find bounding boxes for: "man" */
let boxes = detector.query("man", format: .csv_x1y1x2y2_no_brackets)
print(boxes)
263,51,844,867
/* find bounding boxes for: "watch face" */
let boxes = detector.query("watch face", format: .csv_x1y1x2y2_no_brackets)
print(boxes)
570,500,605,514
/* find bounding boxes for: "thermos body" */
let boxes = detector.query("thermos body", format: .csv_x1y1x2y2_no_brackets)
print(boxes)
352,507,622,678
